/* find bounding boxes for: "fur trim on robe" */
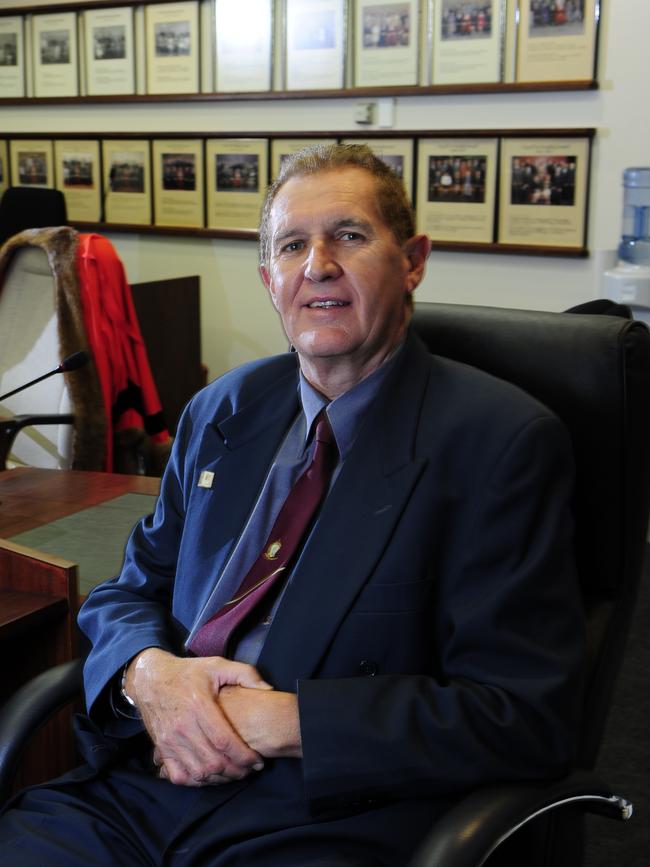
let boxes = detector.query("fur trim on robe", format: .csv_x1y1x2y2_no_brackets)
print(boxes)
0,226,106,470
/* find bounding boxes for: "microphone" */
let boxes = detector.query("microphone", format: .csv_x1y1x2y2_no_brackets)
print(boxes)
0,351,89,402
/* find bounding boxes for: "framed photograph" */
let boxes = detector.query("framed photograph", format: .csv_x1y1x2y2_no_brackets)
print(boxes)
498,136,590,248
0,16,25,98
103,139,152,225
215,0,273,92
206,138,268,230
354,0,420,86
416,137,498,243
10,139,54,189
84,6,136,96
145,1,200,94
343,137,414,198
432,0,505,85
285,0,347,90
516,0,599,82
0,140,8,198
54,139,101,223
270,138,338,180
32,12,79,97
153,139,204,227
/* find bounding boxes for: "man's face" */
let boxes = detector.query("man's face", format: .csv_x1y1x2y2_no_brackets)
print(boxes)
260,167,428,388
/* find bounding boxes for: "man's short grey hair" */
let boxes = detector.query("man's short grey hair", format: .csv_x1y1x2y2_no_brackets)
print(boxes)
259,143,416,265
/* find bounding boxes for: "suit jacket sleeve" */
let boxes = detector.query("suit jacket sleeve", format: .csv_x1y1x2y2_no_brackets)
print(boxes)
78,399,194,728
297,413,585,809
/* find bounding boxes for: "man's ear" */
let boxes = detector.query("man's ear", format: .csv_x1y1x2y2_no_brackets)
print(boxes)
259,264,278,310
402,234,431,295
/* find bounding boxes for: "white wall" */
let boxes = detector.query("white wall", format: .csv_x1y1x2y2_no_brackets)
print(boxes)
3,1,650,379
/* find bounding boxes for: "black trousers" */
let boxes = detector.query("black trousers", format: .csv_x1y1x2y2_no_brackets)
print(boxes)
0,753,424,866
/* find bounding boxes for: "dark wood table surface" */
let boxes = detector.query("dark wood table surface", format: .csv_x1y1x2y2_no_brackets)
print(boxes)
0,468,161,791
0,467,160,538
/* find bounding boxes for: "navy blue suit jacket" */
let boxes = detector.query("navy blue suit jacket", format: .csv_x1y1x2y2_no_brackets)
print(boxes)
77,329,584,861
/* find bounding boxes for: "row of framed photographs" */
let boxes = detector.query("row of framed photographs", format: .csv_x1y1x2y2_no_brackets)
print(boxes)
0,0,600,100
0,133,591,250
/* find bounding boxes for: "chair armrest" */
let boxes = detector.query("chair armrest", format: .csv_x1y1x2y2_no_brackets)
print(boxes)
0,658,83,804
0,414,74,469
408,771,633,867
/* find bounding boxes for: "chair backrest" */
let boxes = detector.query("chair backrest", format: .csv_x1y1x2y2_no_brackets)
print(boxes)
0,187,67,248
0,227,105,470
412,302,650,768
0,245,74,468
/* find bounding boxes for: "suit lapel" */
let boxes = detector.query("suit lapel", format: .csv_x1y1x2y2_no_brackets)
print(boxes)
258,333,433,690
184,363,301,632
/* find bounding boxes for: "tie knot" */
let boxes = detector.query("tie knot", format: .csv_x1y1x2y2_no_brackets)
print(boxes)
314,411,335,446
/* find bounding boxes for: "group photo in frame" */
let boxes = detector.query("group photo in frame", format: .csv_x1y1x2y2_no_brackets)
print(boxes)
0,15,25,99
416,137,498,243
54,139,101,223
498,135,590,248
214,0,273,93
431,0,505,85
103,139,152,226
285,0,347,90
516,0,598,82
145,1,200,95
354,0,420,87
31,12,79,97
206,138,267,231
153,139,204,227
9,139,54,189
83,6,136,96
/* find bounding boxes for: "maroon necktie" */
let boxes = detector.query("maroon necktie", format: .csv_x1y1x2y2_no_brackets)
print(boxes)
188,411,338,658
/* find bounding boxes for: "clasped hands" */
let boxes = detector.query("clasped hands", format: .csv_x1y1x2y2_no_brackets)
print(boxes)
124,647,302,787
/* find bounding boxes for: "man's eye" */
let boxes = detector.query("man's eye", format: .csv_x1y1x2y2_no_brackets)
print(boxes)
282,240,303,253
340,231,362,242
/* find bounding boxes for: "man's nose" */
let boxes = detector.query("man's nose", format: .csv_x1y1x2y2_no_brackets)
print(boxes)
304,242,341,282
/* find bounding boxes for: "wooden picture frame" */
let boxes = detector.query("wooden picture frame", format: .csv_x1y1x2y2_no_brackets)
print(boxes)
10,139,54,189
498,134,590,249
214,0,273,92
83,5,136,96
416,136,498,243
54,139,101,223
354,0,420,86
285,0,347,90
103,138,152,225
431,0,506,85
516,0,599,83
0,15,25,98
206,138,267,230
153,138,204,227
145,1,200,94
32,11,78,97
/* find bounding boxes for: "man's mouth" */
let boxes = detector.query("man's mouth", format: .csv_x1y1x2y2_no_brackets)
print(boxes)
307,300,349,309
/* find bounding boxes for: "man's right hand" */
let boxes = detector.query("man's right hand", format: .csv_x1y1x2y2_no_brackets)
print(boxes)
124,647,273,787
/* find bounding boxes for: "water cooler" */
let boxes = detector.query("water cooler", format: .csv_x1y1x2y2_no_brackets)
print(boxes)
603,168,650,324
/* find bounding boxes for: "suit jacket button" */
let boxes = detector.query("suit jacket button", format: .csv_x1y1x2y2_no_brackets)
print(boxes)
359,659,378,677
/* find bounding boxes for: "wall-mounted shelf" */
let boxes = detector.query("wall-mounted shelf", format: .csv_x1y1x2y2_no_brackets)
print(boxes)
69,223,590,260
0,79,599,107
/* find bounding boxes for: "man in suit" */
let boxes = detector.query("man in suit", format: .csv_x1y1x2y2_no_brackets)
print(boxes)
0,144,584,866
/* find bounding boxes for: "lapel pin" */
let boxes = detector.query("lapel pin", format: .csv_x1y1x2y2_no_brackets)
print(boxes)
198,470,215,489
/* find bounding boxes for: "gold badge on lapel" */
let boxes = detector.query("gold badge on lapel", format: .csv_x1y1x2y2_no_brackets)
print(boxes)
264,540,282,560
198,470,215,489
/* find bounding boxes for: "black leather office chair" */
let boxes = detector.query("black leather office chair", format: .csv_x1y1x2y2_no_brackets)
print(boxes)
0,187,67,249
1,303,649,866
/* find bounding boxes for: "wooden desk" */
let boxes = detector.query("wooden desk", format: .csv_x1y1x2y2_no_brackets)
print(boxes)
0,467,160,538
0,468,160,791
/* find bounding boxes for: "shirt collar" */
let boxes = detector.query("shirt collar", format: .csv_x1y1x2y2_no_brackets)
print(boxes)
298,341,404,459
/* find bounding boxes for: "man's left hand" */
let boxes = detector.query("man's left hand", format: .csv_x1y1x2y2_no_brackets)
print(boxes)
218,686,302,759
